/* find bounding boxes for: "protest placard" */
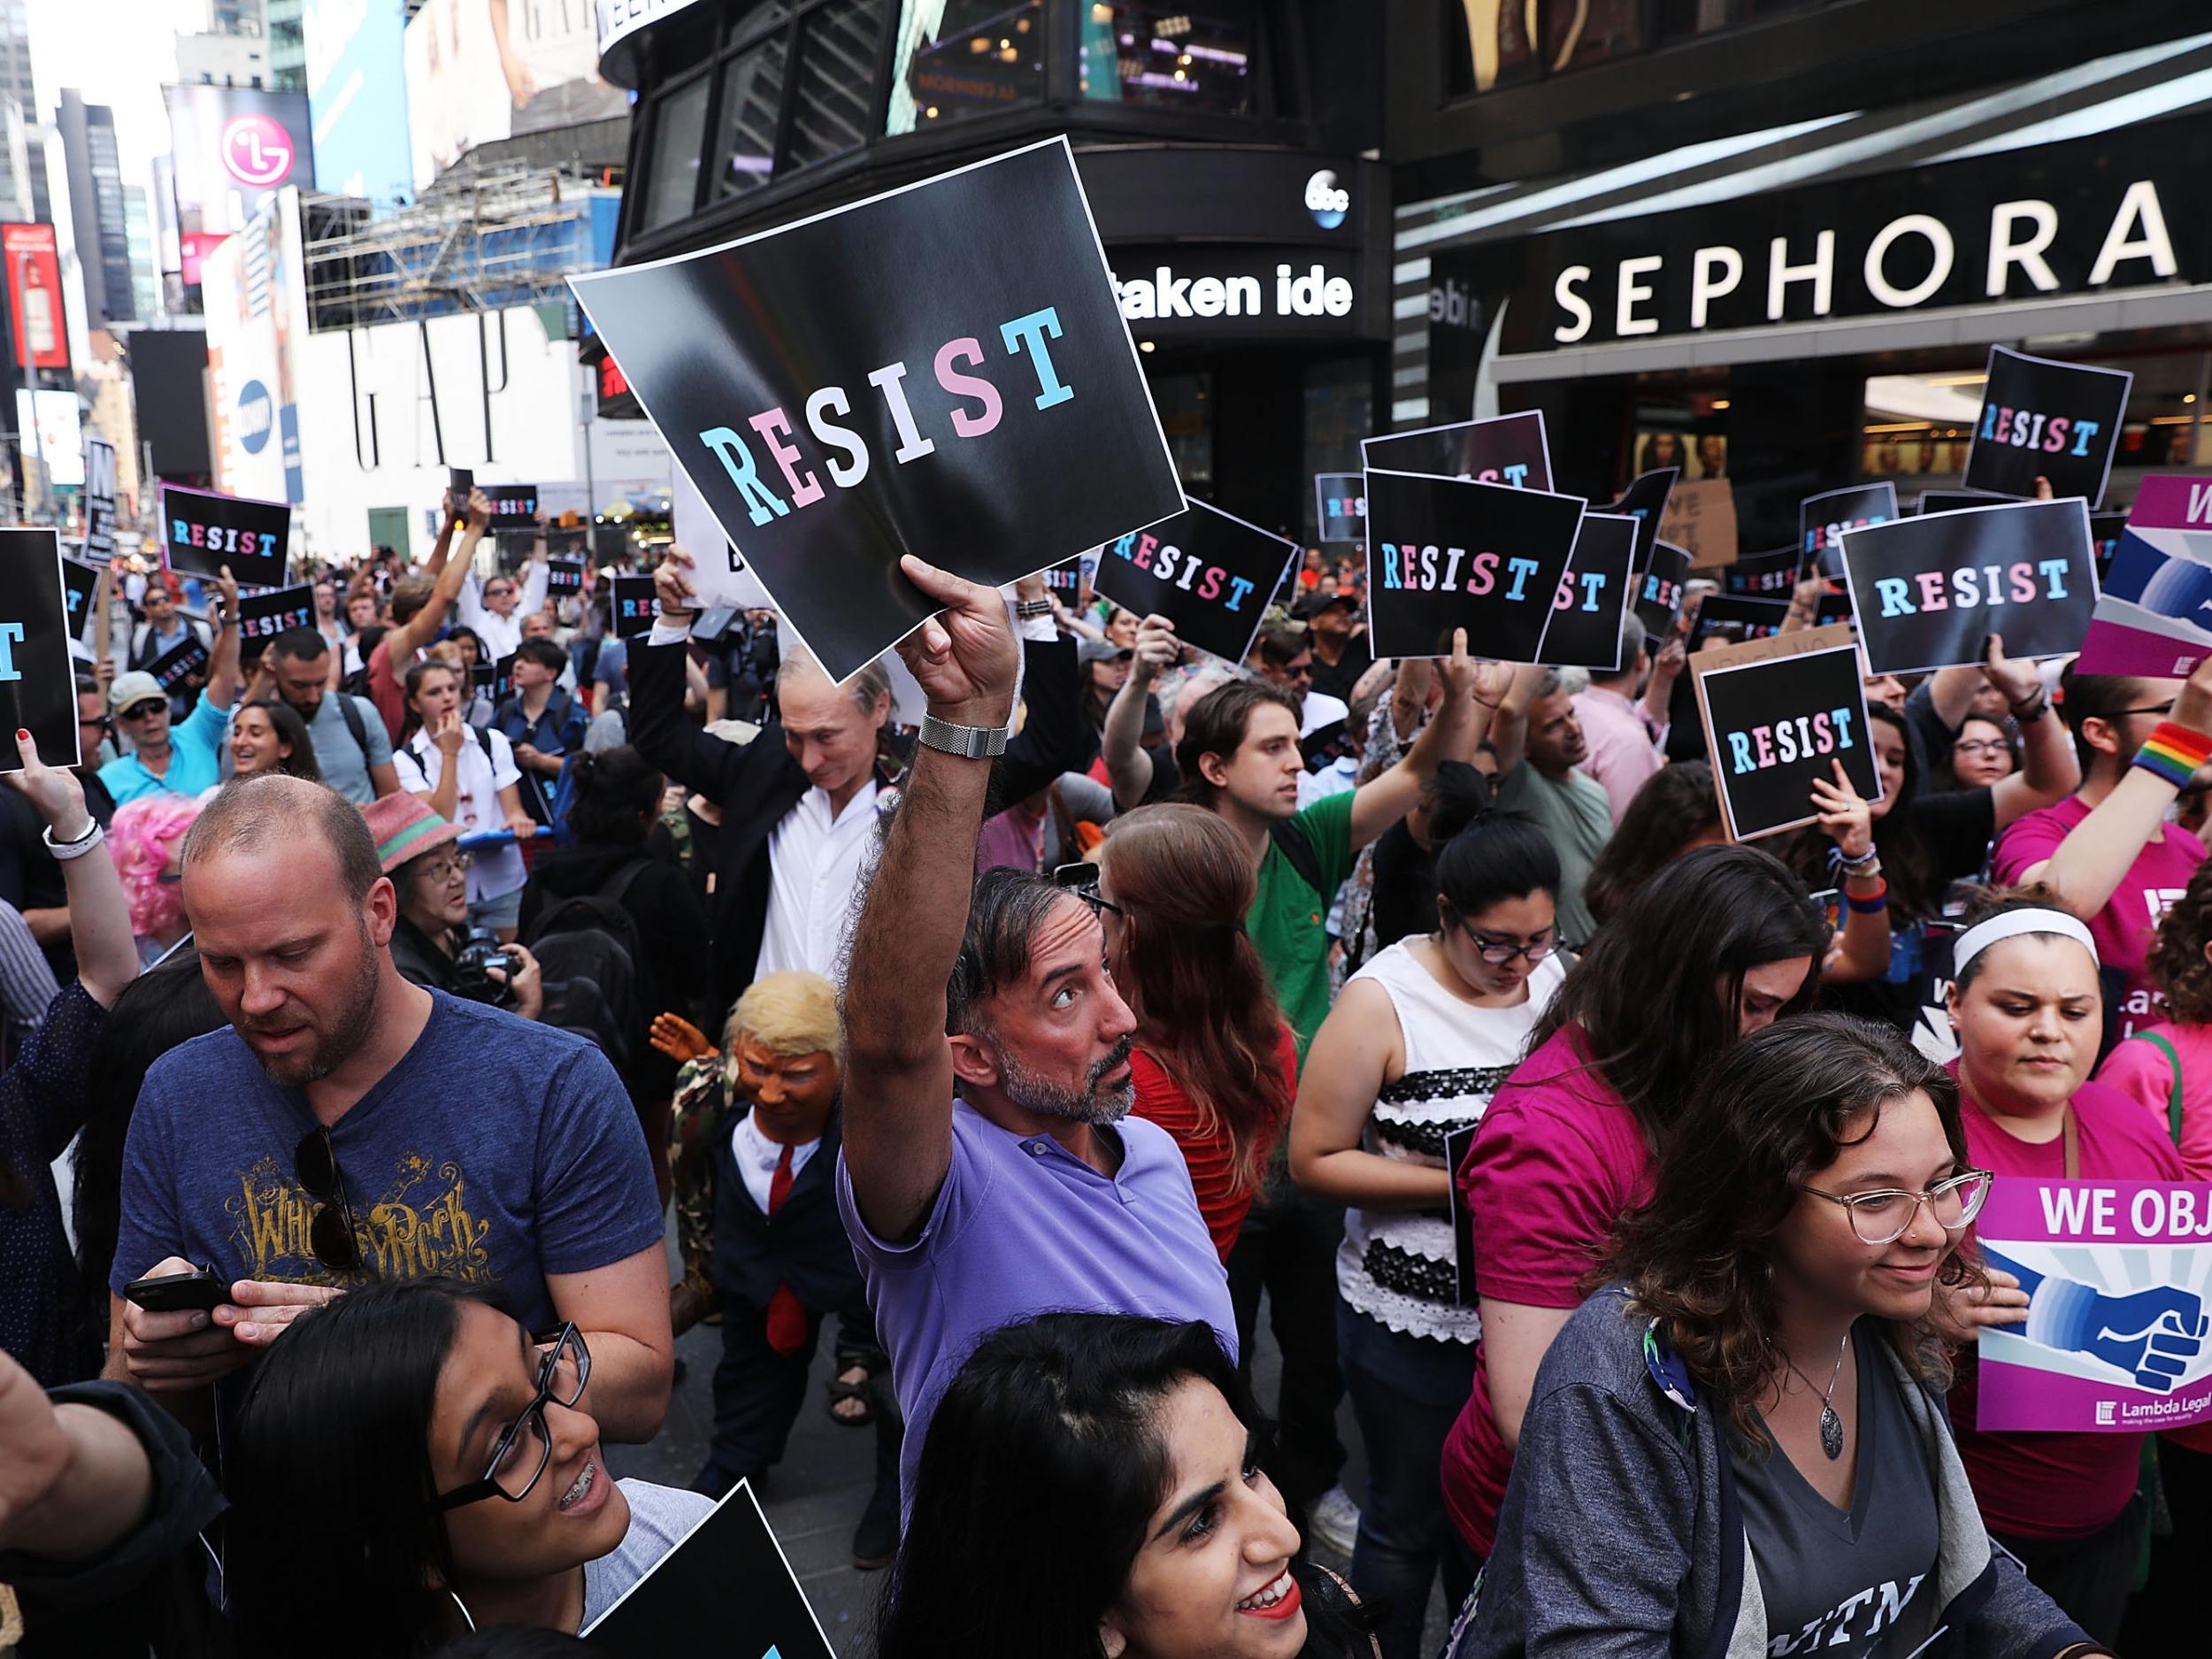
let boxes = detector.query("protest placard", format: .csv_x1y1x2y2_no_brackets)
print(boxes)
236,584,316,664
1041,557,1083,597
82,436,116,564
1093,499,1299,667
1691,626,1879,841
1917,489,2000,516
2075,475,2212,675
1838,497,2098,675
1659,477,1738,570
1633,541,1693,637
669,463,775,611
583,1479,835,1658
1447,1123,1479,1307
0,528,79,772
1361,411,1552,491
1689,594,1789,651
484,483,540,528
1315,472,1365,543
160,483,289,587
60,556,101,656
1800,482,1897,581
1607,466,1677,575
144,632,211,697
1534,512,1636,672
1724,545,1801,599
2091,511,2125,586
491,650,518,706
546,557,587,596
1963,345,2132,508
1363,466,1585,662
1975,1179,2212,1433
572,136,1184,684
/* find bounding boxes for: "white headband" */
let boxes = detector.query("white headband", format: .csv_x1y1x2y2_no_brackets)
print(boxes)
1953,909,2100,977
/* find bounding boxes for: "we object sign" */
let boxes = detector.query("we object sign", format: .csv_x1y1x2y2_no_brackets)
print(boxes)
1977,1179,2212,1432
572,136,1183,683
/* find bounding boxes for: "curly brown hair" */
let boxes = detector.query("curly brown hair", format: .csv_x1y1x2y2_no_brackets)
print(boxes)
2148,860,2212,1026
1595,1011,1984,1448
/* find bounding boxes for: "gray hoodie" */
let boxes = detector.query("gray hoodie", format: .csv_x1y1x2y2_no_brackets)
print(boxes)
1448,1288,2093,1659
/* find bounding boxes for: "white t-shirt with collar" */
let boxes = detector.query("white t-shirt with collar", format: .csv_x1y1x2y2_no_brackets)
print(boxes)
392,725,527,901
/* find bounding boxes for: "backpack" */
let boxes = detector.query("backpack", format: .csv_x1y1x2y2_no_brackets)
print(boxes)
522,859,649,1085
1267,818,1326,896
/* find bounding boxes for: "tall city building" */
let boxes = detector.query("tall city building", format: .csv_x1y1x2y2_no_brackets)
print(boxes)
123,184,157,322
0,0,35,131
266,0,304,90
55,90,135,325
0,0,48,226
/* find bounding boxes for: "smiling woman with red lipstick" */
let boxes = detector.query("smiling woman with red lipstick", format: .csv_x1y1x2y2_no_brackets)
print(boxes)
878,1313,1382,1659
222,1280,711,1658
1940,892,2186,1647
1448,1014,2102,1659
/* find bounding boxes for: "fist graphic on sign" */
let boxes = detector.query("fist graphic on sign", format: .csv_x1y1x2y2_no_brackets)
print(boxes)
219,114,294,189
1992,1246,2212,1394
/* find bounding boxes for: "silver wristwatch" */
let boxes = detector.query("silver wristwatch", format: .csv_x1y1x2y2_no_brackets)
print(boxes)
918,712,1010,760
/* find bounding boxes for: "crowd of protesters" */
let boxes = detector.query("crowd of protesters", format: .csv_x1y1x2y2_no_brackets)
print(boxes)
4,466,2202,1659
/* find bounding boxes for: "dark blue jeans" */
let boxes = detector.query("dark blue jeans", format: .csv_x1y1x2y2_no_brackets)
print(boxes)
1338,1304,1479,1659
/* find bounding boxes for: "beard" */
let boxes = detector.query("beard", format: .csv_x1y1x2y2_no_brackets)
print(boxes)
995,1035,1137,1125
242,923,383,1086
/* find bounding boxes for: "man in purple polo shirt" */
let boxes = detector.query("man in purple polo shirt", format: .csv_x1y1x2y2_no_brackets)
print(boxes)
838,553,1236,1516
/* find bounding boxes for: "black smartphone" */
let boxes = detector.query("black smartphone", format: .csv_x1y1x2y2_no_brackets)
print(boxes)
693,606,739,646
448,467,474,527
123,1265,230,1313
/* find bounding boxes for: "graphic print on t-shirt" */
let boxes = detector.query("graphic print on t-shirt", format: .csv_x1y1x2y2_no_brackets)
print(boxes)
225,1149,494,1285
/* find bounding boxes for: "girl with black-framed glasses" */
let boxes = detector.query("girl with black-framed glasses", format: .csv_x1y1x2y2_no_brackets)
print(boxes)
225,1279,710,1658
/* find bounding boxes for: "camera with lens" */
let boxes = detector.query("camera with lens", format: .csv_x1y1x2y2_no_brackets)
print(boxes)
449,927,520,1008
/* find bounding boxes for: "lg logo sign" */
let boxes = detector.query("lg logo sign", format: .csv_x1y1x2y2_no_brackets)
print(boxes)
220,114,295,188
1305,170,1348,230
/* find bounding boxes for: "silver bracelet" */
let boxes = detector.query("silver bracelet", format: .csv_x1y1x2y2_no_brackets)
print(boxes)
43,819,105,862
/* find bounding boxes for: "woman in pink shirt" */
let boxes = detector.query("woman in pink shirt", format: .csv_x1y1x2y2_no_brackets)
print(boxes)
1440,843,1831,1560
1943,894,2186,1648
2099,861,2212,1179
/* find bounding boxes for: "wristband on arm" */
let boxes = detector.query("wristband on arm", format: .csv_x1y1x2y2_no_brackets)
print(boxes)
2131,721,2212,790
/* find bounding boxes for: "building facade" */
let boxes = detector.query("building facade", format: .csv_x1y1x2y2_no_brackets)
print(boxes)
599,0,1389,542
1385,0,2212,548
55,90,136,325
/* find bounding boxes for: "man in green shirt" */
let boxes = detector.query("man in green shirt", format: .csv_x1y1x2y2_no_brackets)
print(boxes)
1492,665,1614,948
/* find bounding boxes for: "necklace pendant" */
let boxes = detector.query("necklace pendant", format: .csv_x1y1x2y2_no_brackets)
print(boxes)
1819,1402,1844,1460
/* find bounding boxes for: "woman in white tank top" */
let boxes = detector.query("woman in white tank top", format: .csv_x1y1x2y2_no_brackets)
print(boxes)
1289,811,1566,1659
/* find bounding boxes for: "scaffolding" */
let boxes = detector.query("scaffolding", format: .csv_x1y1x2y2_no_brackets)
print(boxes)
301,165,618,334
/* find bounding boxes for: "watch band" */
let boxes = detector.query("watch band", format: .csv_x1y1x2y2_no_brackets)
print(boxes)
1014,598,1054,619
918,712,1010,760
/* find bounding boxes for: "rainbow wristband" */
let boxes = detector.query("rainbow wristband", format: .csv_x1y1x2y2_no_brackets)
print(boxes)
2133,721,2212,789
1845,880,1889,913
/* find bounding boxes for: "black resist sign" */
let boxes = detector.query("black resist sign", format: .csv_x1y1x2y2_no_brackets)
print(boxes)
1726,546,1801,597
611,574,659,640
1363,467,1585,661
1536,511,1636,671
1800,482,1897,581
570,136,1183,684
145,633,211,694
1314,472,1365,543
237,584,316,660
1839,496,2098,674
581,1481,833,1658
1092,499,1298,666
547,557,587,595
0,529,79,772
1694,632,1880,841
1634,541,1692,636
486,485,540,528
61,557,100,643
1964,345,2133,510
161,484,290,587
1607,466,1677,576
1361,411,1553,492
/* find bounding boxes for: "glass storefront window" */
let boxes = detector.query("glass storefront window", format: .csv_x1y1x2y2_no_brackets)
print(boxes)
886,2,1045,136
1080,3,1258,115
710,35,790,201
638,73,712,233
787,0,888,166
1151,371,1214,493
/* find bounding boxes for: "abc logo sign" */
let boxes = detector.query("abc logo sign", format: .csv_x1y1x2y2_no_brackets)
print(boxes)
1304,170,1348,230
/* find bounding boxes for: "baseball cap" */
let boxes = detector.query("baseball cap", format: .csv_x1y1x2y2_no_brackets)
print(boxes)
360,793,462,873
1293,590,1357,621
1078,637,1133,665
108,671,166,713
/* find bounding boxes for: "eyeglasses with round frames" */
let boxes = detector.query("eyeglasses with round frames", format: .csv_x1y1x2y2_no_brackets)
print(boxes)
1797,1169,1993,1246
414,852,472,885
1448,914,1556,966
1950,739,2011,757
430,1325,591,1511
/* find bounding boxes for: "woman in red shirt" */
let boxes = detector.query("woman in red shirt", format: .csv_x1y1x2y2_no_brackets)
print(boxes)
1091,804,1297,1261
1942,893,2187,1648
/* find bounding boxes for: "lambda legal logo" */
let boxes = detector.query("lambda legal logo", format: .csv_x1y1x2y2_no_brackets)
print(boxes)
2095,1401,2116,1425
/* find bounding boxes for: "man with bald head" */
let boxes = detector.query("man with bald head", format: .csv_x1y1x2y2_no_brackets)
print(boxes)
104,773,674,1440
631,550,1091,1018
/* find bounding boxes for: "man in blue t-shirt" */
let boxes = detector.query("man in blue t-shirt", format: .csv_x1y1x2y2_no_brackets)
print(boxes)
105,773,672,1441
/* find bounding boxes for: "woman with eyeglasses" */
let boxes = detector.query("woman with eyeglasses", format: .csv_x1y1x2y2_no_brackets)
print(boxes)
1938,891,2184,1647
225,1279,711,1659
1286,812,1562,1659
1947,712,2020,789
1439,843,1830,1571
1448,1014,2101,1659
